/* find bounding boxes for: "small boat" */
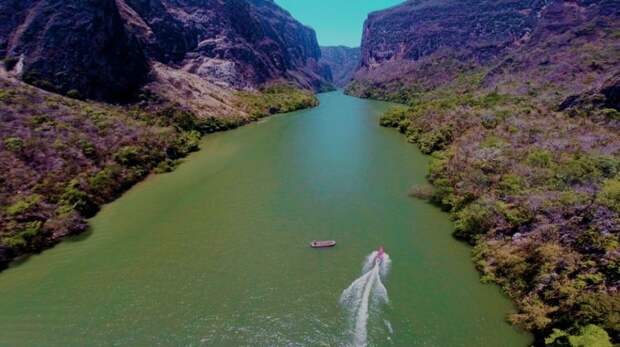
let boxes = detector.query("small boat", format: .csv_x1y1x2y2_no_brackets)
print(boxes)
310,240,336,248
375,245,385,263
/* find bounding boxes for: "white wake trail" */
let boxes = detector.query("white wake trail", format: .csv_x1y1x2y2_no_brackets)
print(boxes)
340,251,391,347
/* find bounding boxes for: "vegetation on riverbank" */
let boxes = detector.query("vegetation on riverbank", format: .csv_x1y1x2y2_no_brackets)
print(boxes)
378,71,619,344
0,78,318,269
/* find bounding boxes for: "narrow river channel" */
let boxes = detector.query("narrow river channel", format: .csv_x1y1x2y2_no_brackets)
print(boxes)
0,91,531,346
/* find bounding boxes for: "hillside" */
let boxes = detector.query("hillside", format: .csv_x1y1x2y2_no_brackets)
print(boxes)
0,0,327,269
0,0,333,106
348,0,620,344
320,46,361,88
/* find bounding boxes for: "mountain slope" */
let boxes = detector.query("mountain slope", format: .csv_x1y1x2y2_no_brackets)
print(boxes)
320,46,361,88
0,0,327,269
348,0,620,344
0,0,333,103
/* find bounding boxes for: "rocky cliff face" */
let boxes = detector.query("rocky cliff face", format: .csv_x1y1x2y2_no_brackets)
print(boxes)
0,0,149,100
348,0,619,101
0,0,332,101
320,46,360,88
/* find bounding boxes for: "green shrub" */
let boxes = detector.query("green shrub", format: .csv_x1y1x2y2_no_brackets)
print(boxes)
113,146,143,167
168,130,201,159
418,126,453,154
2,221,44,251
66,89,82,100
527,148,553,168
545,324,612,347
157,106,199,132
88,167,118,193
60,180,97,216
4,136,24,152
154,159,178,174
453,202,495,243
78,139,96,158
596,178,620,212
498,174,527,196
6,194,42,215
379,107,408,127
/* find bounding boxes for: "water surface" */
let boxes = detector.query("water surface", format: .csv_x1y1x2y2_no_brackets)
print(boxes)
0,92,530,346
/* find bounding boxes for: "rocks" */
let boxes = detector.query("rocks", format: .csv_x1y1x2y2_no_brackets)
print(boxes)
0,0,149,101
349,0,620,100
320,46,361,88
0,0,332,100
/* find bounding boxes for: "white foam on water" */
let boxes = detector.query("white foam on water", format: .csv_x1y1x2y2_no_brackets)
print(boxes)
340,250,391,347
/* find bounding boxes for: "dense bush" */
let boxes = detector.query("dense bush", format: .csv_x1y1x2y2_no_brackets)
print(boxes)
379,82,620,343
0,78,319,271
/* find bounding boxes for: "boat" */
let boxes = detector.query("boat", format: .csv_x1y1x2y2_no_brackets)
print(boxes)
310,240,336,248
375,245,385,263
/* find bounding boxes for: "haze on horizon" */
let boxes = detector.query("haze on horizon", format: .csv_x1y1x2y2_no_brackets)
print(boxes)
275,0,404,47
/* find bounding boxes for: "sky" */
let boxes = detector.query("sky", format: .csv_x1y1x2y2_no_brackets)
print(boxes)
275,0,404,47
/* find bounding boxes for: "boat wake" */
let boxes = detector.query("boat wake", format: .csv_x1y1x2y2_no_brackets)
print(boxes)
340,249,391,347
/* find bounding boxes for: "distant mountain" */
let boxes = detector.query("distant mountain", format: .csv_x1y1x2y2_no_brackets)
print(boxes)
320,46,361,88
348,0,619,103
0,0,332,102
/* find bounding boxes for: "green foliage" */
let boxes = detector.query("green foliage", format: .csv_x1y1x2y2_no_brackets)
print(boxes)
113,146,144,167
453,202,495,243
596,178,620,212
6,194,42,216
4,136,24,153
78,139,96,158
165,130,201,160
555,155,620,186
88,167,118,193
379,107,408,128
60,180,97,216
156,106,200,132
417,126,453,154
154,159,178,174
2,221,43,250
236,84,318,119
66,89,82,100
498,174,527,196
527,148,553,168
545,325,613,347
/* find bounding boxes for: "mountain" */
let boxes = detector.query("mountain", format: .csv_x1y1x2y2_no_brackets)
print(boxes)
348,0,620,344
0,0,328,270
348,0,619,103
320,46,361,88
0,0,332,103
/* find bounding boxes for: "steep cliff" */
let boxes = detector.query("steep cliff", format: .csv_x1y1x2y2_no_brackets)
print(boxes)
348,0,619,102
0,0,332,101
320,46,361,88
350,0,620,344
0,0,149,101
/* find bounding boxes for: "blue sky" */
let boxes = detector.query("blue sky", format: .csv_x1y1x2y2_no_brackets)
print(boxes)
275,0,404,47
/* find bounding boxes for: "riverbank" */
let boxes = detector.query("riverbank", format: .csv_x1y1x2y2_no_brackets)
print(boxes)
361,73,619,344
0,77,318,270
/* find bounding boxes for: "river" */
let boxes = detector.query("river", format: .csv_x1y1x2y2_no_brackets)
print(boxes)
0,91,530,346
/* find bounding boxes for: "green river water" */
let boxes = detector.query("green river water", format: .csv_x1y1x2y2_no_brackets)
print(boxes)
0,92,531,346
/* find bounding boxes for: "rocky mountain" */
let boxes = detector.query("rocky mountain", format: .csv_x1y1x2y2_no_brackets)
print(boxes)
348,0,620,344
0,0,330,270
320,46,360,88
0,0,332,103
348,0,619,102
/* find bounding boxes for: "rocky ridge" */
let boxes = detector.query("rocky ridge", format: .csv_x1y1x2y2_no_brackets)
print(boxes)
0,0,333,105
319,46,361,88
